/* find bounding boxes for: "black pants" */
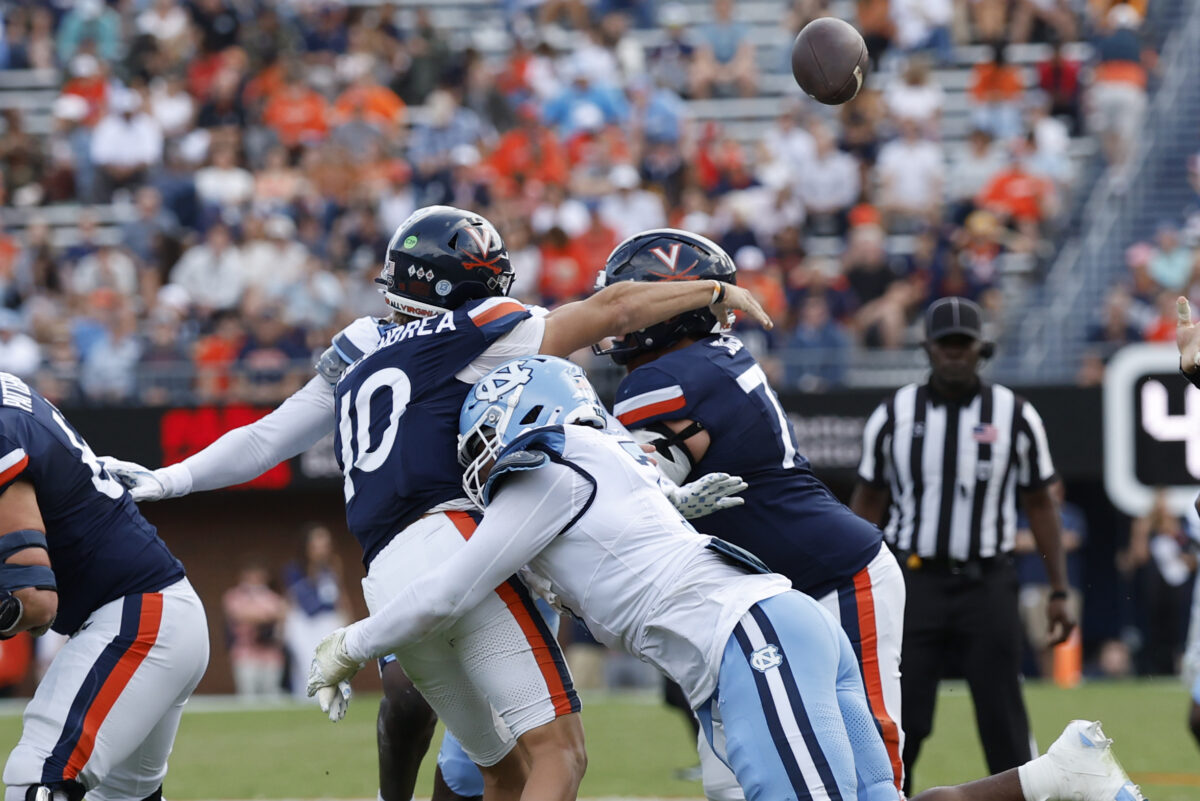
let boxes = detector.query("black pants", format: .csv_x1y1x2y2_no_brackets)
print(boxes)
900,556,1033,794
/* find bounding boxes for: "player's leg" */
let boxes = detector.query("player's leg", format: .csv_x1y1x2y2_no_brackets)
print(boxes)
958,565,1035,774
432,598,564,801
377,657,438,801
831,618,900,801
458,577,585,801
818,544,906,794
898,568,949,795
5,582,208,801
709,592,859,801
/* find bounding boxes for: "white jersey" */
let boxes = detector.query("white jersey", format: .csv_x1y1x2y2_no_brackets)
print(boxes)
344,424,790,707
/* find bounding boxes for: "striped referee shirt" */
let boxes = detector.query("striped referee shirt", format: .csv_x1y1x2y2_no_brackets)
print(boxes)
857,382,1057,562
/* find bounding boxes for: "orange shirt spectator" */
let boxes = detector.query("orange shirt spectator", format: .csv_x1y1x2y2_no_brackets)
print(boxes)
243,61,285,112
490,116,569,192
262,81,329,147
569,218,618,280
332,83,405,130
61,73,108,127
970,62,1024,103
977,165,1049,223
539,229,591,304
193,314,244,399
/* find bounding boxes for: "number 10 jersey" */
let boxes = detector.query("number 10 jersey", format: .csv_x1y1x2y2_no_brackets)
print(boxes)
334,297,541,566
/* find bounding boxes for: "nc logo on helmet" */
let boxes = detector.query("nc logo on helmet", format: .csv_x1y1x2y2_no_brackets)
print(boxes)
473,362,533,403
750,644,783,673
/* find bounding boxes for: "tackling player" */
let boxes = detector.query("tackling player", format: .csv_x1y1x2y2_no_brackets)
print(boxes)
103,206,769,800
593,229,905,798
0,373,208,801
308,355,1145,801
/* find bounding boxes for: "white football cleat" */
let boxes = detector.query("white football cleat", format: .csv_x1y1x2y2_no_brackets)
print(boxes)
1040,720,1146,801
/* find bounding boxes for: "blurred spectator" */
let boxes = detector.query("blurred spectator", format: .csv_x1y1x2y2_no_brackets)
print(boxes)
856,0,896,70
890,0,954,64
262,68,329,150
332,55,406,135
0,110,45,208
389,8,452,106
1011,0,1077,44
976,141,1055,230
408,88,491,189
1087,286,1142,357
235,307,307,404
194,142,255,217
734,246,787,326
1088,4,1151,167
281,524,350,700
60,54,109,128
64,212,102,270
1015,481,1085,678
876,119,944,232
947,127,1007,222
44,94,95,203
647,4,696,97
490,105,570,193
0,311,40,379
690,0,759,98
280,255,345,331
1143,290,1184,343
844,224,915,347
787,294,850,390
121,186,180,269
193,309,243,401
80,298,141,402
1122,489,1196,675
538,226,590,305
599,164,667,240
242,215,309,294
196,66,247,133
507,221,544,304
253,146,309,212
969,42,1025,140
170,222,245,313
628,77,687,148
759,106,816,185
223,562,288,699
90,90,163,201
544,69,629,137
190,0,241,56
149,73,196,140
73,244,139,300
137,0,192,63
885,56,944,134
1025,97,1073,189
57,0,122,66
1149,223,1193,292
798,123,860,236
1037,38,1083,133
137,308,190,405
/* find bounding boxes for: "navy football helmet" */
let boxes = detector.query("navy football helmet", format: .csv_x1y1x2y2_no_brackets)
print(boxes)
377,206,515,318
593,228,737,364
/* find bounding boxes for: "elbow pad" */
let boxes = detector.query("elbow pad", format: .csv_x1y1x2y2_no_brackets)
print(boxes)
630,423,702,486
0,530,56,592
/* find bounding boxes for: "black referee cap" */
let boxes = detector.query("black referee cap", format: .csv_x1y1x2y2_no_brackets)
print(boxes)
924,297,984,341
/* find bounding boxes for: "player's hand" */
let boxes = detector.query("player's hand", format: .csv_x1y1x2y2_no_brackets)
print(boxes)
1046,595,1075,647
315,680,353,722
1177,297,1200,373
97,457,170,502
307,628,363,701
714,285,773,330
666,472,748,519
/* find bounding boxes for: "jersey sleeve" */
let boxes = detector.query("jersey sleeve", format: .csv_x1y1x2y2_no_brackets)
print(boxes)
455,315,546,383
0,439,29,494
465,298,534,343
612,364,696,429
1014,397,1057,490
857,398,894,488
317,317,387,384
342,462,589,662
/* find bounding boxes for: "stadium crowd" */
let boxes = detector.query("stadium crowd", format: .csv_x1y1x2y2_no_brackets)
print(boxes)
0,0,1153,403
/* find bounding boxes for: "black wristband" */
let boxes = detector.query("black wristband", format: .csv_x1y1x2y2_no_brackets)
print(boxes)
1049,589,1068,602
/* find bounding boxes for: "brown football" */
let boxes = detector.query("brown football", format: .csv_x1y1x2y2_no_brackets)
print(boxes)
790,17,869,105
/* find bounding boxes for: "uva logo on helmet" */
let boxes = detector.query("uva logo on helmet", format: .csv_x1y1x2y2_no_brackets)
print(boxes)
473,362,533,404
459,222,505,275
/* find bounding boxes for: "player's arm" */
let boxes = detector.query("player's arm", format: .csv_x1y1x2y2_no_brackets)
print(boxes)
0,482,57,637
309,463,587,691
1177,297,1200,388
539,280,772,358
850,400,893,525
103,374,336,500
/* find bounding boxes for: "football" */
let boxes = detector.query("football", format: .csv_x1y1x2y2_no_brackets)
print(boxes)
790,17,869,105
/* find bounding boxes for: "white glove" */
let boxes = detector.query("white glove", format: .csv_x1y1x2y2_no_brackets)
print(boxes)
315,680,353,722
665,472,748,519
307,628,363,700
97,457,189,502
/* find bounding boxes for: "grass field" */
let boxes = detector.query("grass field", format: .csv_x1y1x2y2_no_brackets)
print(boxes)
0,680,1195,799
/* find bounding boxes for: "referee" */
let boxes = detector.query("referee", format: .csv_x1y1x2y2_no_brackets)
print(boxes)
850,296,1075,793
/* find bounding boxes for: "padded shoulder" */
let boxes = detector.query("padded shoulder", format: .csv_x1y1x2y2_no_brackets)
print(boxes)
481,427,567,505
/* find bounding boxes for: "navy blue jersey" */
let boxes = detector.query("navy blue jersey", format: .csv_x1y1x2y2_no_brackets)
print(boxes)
0,374,184,634
613,335,881,597
335,297,535,566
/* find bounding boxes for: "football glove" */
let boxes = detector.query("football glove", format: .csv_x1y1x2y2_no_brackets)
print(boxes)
665,472,747,519
307,628,363,701
98,457,185,502
315,680,353,722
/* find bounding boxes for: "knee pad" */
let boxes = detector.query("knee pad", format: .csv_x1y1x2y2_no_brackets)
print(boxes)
16,782,85,801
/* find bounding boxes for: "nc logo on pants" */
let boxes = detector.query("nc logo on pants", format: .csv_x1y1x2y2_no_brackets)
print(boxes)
750,644,783,672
